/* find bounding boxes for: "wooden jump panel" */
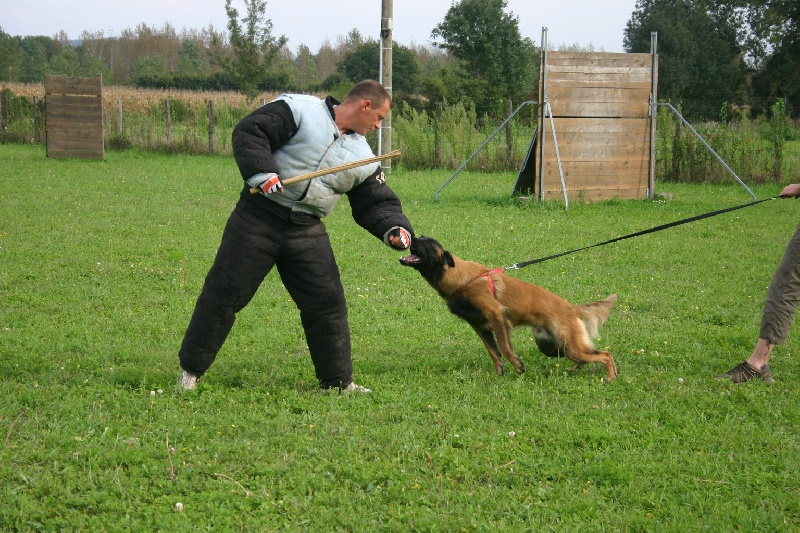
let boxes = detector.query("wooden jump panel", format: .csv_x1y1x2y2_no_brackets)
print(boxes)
45,75,104,160
531,51,656,200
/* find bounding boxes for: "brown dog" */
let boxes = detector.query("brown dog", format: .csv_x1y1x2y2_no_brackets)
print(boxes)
400,236,618,381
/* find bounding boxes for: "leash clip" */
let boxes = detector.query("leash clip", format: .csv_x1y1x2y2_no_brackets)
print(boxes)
503,263,520,271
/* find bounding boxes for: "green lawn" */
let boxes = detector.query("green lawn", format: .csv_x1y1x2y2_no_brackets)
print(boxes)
1,144,798,530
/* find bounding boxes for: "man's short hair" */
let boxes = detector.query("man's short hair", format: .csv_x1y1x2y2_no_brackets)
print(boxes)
345,80,393,109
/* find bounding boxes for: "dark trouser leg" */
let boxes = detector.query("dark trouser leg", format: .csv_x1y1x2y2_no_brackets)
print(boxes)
179,204,278,375
760,223,800,344
276,223,353,388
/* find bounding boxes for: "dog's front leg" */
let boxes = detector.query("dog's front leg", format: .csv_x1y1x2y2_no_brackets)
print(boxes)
484,311,526,374
468,324,505,374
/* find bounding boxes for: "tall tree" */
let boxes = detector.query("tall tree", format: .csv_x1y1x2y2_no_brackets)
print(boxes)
710,0,799,112
18,36,56,83
624,0,749,120
315,39,342,82
178,38,210,77
0,29,21,81
709,0,798,61
431,0,529,115
131,54,168,85
216,0,287,99
294,44,319,91
47,46,81,76
337,40,420,94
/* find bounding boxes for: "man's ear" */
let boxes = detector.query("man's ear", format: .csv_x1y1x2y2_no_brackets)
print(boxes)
361,99,372,112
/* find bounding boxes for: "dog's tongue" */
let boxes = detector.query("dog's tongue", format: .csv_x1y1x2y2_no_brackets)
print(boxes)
400,254,421,265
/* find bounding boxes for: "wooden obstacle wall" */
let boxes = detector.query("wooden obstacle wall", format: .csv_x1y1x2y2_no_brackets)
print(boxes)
531,51,657,201
45,75,104,159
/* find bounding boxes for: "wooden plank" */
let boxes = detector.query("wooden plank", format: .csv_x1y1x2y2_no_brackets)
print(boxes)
545,51,651,67
46,136,104,150
46,112,104,126
540,130,651,145
547,86,652,104
545,100,649,118
45,139,104,159
546,70,654,85
543,158,649,173
540,135,651,154
541,187,648,201
543,118,651,134
47,148,104,160
546,79,653,90
46,128,104,143
46,95,102,108
546,65,653,79
44,75,103,97
542,148,651,164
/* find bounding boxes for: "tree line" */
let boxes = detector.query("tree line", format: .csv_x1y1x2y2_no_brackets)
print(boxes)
0,0,797,121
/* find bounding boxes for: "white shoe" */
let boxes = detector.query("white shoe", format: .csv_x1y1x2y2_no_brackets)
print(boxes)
323,382,372,393
179,370,200,390
343,382,372,393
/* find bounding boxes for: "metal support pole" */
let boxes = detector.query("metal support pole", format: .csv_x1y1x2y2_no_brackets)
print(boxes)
435,101,536,200
538,27,548,201
658,102,756,200
545,101,569,209
380,0,393,166
648,32,658,199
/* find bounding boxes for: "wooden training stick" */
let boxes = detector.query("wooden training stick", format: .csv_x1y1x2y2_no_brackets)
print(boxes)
249,150,401,194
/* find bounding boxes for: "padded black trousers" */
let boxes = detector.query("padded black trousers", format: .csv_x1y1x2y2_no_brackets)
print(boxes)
178,198,352,388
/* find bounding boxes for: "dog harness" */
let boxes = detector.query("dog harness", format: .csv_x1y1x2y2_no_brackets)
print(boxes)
480,268,506,297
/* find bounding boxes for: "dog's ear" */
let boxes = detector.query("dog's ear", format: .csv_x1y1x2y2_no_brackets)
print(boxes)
444,250,455,267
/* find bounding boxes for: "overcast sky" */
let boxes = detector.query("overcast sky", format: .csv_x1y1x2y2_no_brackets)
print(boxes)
3,0,637,52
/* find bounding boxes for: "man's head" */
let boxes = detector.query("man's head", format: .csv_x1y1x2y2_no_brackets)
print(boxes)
337,80,393,136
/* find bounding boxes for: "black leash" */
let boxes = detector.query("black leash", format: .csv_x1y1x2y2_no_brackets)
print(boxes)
503,196,778,271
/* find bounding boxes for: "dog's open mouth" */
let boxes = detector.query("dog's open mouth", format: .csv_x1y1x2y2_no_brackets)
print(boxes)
399,254,422,266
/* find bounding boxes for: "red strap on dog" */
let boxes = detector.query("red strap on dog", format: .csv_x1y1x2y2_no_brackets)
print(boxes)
480,268,506,297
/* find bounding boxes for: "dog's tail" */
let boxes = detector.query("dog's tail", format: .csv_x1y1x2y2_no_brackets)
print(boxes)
578,294,617,338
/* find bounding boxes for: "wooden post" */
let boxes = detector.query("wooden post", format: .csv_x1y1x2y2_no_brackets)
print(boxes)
504,99,513,161
117,98,123,135
207,100,216,153
434,102,443,168
33,96,41,143
165,98,172,143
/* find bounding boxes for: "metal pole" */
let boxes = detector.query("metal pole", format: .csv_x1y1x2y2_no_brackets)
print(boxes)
648,32,658,199
546,101,569,209
658,102,756,201
435,101,536,200
538,27,548,201
380,0,393,167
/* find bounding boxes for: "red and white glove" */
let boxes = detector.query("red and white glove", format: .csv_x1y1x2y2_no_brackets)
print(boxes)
386,227,412,250
258,174,283,195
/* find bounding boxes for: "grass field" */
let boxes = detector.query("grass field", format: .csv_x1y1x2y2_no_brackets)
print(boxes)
1,144,799,530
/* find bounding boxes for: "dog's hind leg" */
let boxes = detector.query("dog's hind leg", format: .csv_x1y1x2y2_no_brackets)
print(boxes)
565,348,617,382
559,320,617,382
